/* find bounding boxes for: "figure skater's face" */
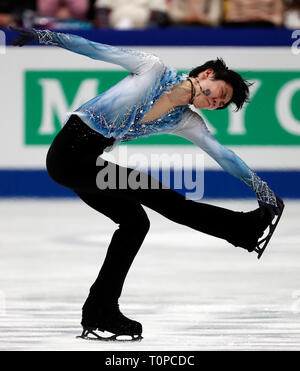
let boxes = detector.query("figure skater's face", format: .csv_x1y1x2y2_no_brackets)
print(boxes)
192,69,233,110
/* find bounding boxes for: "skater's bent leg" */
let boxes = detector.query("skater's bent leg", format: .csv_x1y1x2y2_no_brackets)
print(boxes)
75,191,150,324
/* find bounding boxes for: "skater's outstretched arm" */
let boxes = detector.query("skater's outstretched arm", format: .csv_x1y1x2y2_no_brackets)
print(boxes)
9,27,163,75
174,110,281,213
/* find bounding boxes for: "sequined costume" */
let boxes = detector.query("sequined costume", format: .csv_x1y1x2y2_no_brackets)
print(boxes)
36,29,276,206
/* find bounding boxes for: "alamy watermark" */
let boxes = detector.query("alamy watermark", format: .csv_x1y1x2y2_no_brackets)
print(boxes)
96,147,205,201
291,30,300,55
0,30,6,55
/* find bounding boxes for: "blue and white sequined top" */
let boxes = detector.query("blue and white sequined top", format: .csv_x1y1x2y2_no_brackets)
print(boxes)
36,30,277,206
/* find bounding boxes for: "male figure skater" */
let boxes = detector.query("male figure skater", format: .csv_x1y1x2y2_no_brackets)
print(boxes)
11,27,284,341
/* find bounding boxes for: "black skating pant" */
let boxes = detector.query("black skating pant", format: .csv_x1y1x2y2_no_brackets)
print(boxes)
46,115,255,314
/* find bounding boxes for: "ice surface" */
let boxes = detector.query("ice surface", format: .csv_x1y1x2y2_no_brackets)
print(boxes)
0,199,299,351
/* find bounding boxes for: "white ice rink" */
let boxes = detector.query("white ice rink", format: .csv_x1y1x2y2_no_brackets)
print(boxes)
0,198,299,351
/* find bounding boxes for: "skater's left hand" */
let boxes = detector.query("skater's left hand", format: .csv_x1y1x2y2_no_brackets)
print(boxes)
258,195,284,221
9,26,39,46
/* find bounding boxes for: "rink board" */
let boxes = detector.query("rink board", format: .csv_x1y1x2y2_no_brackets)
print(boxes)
1,168,300,199
1,32,300,197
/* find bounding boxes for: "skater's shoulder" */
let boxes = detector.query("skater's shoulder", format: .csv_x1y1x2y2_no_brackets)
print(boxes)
181,107,207,127
171,108,209,134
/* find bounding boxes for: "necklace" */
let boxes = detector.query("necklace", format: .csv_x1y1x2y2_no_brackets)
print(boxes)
187,78,195,104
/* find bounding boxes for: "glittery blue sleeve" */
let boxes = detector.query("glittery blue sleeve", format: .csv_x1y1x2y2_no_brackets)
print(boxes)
173,110,277,206
35,29,160,74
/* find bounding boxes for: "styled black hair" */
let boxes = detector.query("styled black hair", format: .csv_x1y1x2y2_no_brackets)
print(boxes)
189,58,252,111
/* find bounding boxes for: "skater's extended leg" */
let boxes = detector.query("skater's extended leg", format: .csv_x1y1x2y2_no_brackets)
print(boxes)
75,161,269,250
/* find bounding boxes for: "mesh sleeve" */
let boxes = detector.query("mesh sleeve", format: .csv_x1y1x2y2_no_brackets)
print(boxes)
173,110,277,206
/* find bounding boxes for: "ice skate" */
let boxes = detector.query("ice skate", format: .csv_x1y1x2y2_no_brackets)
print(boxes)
77,329,142,342
228,202,284,258
78,303,143,342
254,197,285,259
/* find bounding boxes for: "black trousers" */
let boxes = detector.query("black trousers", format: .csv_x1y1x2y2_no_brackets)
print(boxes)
46,115,255,313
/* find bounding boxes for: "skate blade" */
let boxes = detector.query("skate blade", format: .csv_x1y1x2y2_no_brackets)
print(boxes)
76,329,143,342
254,203,285,259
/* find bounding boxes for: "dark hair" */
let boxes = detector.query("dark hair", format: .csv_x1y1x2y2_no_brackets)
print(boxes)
189,58,252,111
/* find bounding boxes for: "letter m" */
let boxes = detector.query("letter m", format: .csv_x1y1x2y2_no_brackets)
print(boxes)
38,78,98,135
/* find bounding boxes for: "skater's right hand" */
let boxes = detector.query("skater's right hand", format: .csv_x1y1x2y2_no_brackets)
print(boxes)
258,195,284,221
9,26,39,46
